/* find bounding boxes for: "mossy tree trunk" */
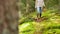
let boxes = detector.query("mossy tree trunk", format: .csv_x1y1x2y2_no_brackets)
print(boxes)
0,0,18,34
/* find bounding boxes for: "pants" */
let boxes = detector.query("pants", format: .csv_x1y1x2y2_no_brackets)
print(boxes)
36,7,42,17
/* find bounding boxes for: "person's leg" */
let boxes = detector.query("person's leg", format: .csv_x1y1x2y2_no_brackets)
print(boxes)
36,7,40,18
36,7,42,18
39,7,42,17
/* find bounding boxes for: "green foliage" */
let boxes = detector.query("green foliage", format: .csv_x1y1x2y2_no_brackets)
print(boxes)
19,9,60,34
19,22,35,34
44,0,58,9
42,23,60,34
18,0,60,34
19,0,35,17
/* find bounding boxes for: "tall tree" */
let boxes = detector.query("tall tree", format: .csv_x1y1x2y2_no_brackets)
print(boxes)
0,0,18,34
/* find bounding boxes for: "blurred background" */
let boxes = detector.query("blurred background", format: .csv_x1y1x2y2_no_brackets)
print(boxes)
18,0,60,34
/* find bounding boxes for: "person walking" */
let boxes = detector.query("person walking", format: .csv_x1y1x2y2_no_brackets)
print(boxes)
35,0,45,18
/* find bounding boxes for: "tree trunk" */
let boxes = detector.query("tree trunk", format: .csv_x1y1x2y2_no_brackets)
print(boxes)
0,0,18,34
26,0,29,13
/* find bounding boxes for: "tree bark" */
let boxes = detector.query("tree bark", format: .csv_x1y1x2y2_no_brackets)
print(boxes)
0,0,18,34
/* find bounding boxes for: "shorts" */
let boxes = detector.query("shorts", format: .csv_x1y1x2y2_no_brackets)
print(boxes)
36,7,42,13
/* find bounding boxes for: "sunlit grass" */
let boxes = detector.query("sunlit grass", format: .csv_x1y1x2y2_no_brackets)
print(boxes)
19,9,60,34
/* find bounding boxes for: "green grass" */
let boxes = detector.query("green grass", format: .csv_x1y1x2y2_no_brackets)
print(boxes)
19,9,60,34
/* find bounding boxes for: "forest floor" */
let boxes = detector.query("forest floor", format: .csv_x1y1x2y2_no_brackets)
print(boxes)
19,9,60,34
